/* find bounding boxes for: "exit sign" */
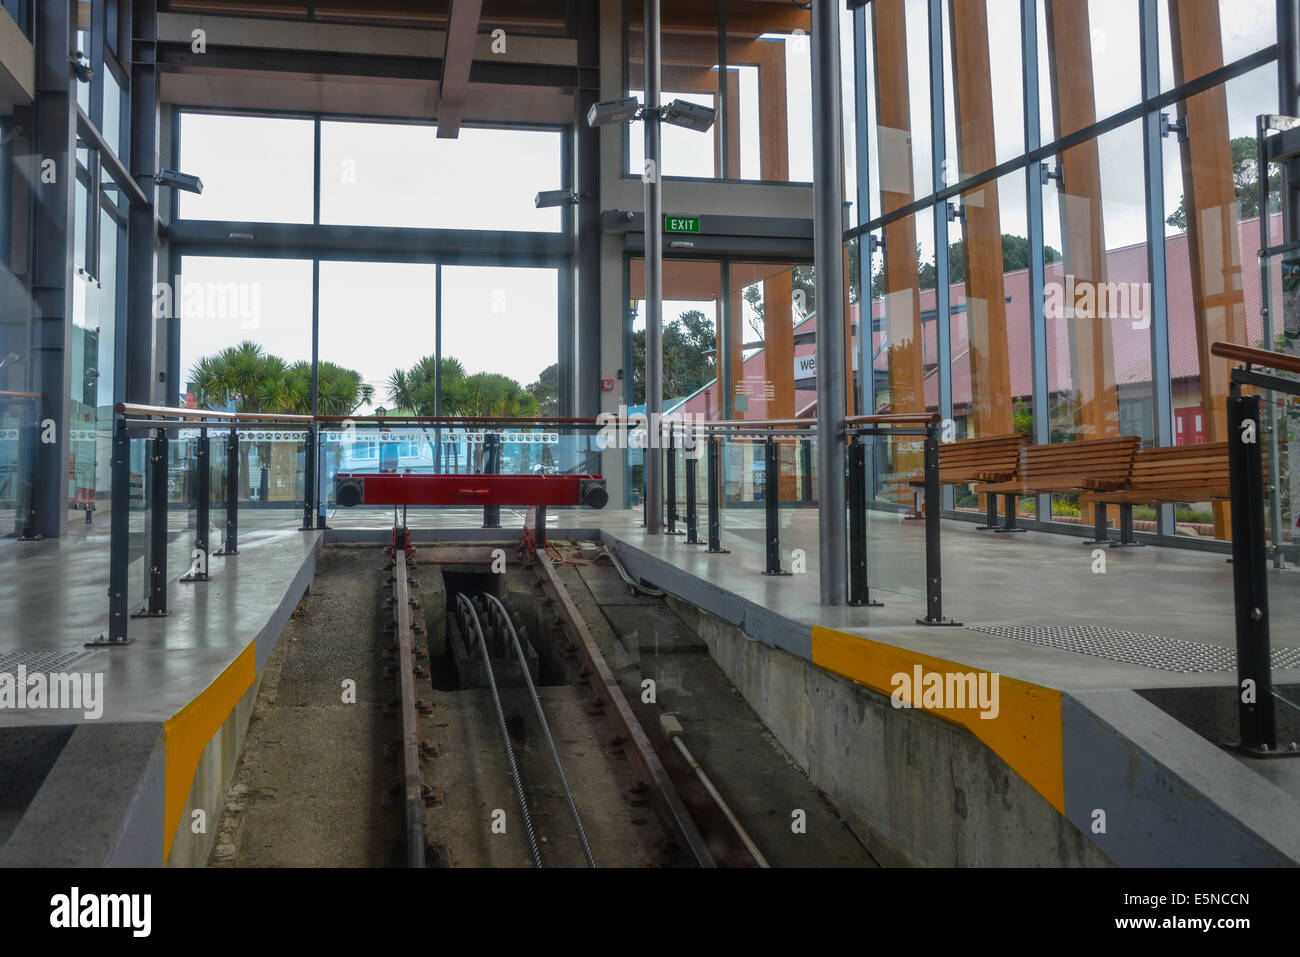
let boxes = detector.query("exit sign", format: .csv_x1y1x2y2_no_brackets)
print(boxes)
664,216,700,234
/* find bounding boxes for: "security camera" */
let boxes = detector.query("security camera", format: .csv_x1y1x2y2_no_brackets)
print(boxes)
70,52,93,84
153,169,204,194
660,99,716,133
587,97,643,128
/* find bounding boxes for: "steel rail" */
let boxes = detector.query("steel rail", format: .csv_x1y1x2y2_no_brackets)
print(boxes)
531,549,717,868
392,549,427,867
457,593,543,867
482,592,596,868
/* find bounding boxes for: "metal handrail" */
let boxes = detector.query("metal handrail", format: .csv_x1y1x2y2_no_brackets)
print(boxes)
115,402,314,423
0,390,41,399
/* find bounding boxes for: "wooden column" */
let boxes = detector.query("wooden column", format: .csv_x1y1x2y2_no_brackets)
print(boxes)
1170,0,1244,539
949,0,1012,437
1045,0,1119,441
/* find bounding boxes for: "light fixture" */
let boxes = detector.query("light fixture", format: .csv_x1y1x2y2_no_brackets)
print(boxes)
153,169,204,194
535,189,580,209
70,51,92,84
660,99,716,133
587,97,643,128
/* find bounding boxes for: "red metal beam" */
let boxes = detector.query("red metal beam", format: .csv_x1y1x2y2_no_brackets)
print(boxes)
335,472,607,508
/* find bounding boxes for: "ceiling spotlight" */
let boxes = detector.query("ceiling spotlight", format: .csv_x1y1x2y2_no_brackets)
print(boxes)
535,190,580,209
153,169,204,194
660,99,716,133
587,96,643,128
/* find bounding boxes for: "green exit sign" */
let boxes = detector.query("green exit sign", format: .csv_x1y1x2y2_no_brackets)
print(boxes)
664,216,700,234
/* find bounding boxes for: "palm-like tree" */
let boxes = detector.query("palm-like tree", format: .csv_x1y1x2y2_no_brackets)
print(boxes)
189,341,371,497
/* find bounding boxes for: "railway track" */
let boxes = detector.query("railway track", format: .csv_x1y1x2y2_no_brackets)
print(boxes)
385,522,776,869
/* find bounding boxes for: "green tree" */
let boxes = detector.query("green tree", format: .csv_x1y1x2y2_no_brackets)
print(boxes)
919,235,1061,289
1166,136,1282,230
631,309,718,405
526,363,560,417
189,340,371,497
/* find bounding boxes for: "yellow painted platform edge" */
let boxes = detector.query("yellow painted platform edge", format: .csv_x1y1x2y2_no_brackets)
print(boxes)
161,643,257,864
810,625,1064,813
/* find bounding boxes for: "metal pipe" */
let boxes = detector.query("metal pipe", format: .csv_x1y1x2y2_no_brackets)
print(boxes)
661,718,769,868
644,0,664,536
393,549,428,867
1280,0,1300,240
483,593,596,868
812,0,848,605
459,594,544,866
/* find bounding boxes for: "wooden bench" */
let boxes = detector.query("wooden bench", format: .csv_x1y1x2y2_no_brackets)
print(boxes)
1082,442,1264,545
973,435,1141,533
903,433,1029,526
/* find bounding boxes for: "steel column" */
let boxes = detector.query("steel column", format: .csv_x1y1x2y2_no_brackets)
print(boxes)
136,428,169,616
181,428,210,582
216,429,239,555
1281,0,1300,240
812,0,848,604
706,436,728,553
918,422,959,625
31,0,79,539
97,417,132,644
665,438,679,534
125,0,158,408
684,448,701,544
643,0,664,536
848,437,881,606
762,437,785,575
1227,390,1276,752
483,432,502,528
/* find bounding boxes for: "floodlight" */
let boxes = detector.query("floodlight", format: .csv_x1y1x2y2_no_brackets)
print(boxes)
660,99,716,133
587,97,642,128
153,169,204,194
535,189,579,209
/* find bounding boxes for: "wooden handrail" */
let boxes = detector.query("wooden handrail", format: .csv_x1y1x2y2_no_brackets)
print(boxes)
0,390,41,399
1210,341,1300,376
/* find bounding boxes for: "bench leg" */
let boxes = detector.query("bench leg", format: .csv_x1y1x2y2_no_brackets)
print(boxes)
976,492,999,530
904,486,924,521
1083,502,1111,545
994,494,1026,533
1113,503,1144,547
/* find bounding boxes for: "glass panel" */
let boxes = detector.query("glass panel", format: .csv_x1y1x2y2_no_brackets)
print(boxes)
320,261,434,418
439,265,558,420
867,0,933,204
1158,0,1277,93
177,256,314,415
726,19,814,183
628,0,721,179
103,66,122,158
1041,119,1151,524
178,113,315,223
943,0,1025,184
865,431,927,600
320,121,563,231
1161,64,1280,540
1039,0,1141,140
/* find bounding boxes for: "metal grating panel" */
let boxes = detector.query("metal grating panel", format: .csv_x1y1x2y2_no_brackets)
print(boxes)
0,648,97,674
967,624,1300,674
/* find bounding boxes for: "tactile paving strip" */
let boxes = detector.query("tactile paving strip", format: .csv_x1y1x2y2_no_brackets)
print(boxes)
0,648,97,674
966,624,1300,674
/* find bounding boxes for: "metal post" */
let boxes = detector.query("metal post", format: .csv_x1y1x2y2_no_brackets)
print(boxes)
301,425,316,530
535,504,547,550
91,417,132,645
762,437,786,575
1227,389,1276,752
685,446,701,544
918,422,959,626
315,430,329,529
812,0,847,604
666,436,679,534
643,0,664,536
216,429,239,556
706,436,728,553
1281,0,1300,240
135,428,168,617
483,432,501,529
848,436,881,606
181,428,210,582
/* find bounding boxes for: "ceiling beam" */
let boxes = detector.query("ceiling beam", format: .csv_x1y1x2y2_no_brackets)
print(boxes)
436,0,483,138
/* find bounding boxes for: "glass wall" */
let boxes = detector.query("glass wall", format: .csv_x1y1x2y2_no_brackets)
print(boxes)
626,0,813,183
847,0,1286,546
